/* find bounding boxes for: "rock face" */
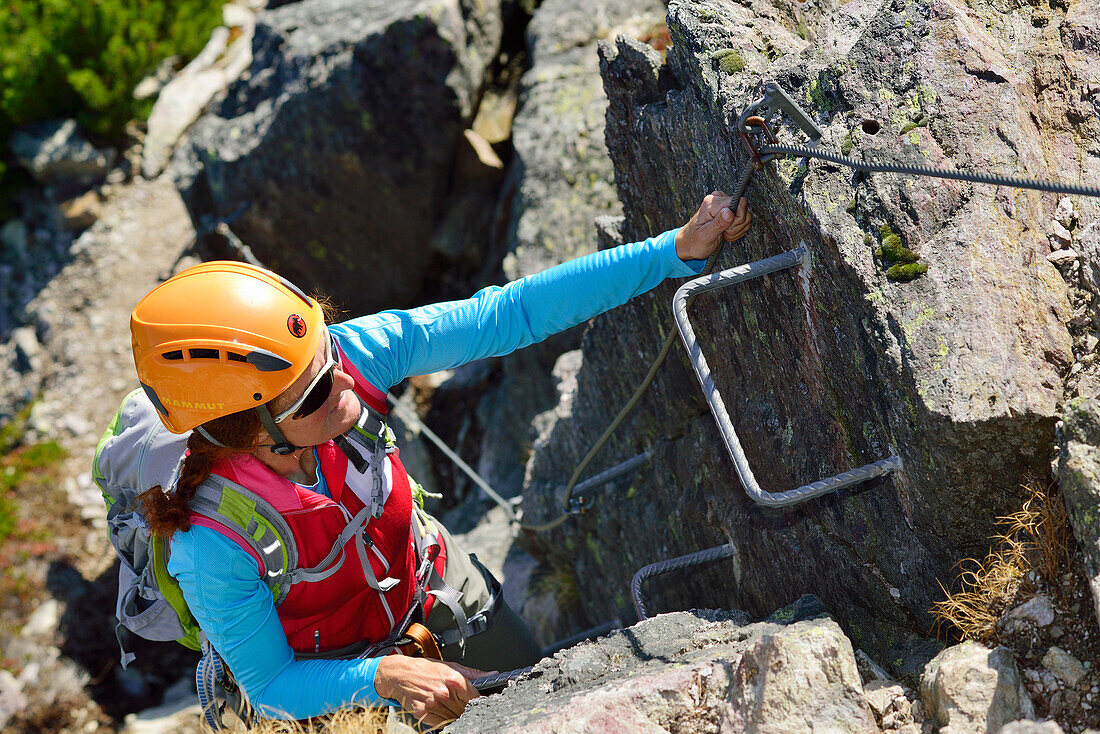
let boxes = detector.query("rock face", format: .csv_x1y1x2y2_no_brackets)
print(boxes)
171,0,505,312
921,641,1035,733
520,0,1086,662
1059,397,1100,626
447,607,879,734
500,0,664,281
438,0,667,516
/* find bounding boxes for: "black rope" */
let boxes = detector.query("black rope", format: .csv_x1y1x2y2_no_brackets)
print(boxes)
761,143,1100,198
519,162,759,533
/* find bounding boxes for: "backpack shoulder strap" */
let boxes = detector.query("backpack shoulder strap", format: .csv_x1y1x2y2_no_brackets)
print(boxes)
150,534,203,651
189,476,300,606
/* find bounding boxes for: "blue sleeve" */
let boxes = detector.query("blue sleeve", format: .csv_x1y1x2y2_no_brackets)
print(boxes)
168,526,388,719
330,228,701,390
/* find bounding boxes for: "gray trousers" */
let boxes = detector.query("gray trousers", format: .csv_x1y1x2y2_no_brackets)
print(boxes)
423,520,543,672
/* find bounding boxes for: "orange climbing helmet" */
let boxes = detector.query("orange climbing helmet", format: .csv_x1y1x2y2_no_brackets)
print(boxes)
130,261,325,433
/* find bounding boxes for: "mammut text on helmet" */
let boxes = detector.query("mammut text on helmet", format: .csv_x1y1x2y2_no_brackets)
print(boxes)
166,399,226,411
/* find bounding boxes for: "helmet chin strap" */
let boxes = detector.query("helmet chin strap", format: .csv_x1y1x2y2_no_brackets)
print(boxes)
194,426,226,447
255,403,301,455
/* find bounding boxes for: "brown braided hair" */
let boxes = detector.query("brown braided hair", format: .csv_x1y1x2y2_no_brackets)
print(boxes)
138,406,264,537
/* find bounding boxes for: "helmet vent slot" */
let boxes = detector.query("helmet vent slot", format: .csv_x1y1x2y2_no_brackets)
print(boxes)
189,348,220,360
162,350,184,361
227,351,248,363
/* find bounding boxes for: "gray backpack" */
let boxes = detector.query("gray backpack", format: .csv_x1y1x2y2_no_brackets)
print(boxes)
92,388,295,666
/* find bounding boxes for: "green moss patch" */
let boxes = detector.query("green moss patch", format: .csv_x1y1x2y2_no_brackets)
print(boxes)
876,225,928,282
886,263,929,282
712,48,746,75
878,234,919,263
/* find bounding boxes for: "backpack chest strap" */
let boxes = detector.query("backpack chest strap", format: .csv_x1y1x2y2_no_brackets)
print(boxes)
190,478,299,606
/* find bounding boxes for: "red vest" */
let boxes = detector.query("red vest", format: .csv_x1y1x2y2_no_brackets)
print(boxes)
191,355,447,655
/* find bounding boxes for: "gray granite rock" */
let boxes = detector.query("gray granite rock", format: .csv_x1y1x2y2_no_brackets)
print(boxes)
0,670,27,731
998,721,1064,734
10,119,114,189
1059,397,1100,627
519,0,1082,661
1041,645,1087,688
142,6,256,178
171,0,505,313
922,642,1035,734
998,721,1066,734
1002,595,1058,636
500,0,665,281
448,608,877,733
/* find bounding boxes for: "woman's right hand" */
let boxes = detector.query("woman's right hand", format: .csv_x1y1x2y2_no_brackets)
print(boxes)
374,654,491,727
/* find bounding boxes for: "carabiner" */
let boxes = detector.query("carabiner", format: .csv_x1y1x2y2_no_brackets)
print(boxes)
735,81,824,166
738,115,780,168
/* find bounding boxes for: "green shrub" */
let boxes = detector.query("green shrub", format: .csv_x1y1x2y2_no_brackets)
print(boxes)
0,0,223,211
1,0,223,138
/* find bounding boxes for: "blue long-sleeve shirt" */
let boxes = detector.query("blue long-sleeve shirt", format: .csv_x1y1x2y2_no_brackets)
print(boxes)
168,228,701,719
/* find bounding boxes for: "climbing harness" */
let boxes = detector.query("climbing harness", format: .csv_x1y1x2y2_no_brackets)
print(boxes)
197,636,227,730
197,635,253,729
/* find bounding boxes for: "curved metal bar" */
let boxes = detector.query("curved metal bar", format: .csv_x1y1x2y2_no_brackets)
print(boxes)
473,665,534,693
631,543,739,620
570,450,651,503
671,245,901,507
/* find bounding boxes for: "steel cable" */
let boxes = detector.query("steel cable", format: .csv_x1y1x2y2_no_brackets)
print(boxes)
760,143,1100,198
472,665,535,692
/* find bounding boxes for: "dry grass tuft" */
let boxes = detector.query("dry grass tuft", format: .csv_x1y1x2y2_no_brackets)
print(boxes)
209,705,425,734
931,481,1074,644
1003,480,1073,587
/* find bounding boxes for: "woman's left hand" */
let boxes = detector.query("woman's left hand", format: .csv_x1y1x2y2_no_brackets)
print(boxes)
674,192,752,262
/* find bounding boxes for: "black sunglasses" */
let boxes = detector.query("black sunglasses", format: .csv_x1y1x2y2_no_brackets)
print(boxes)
273,337,340,423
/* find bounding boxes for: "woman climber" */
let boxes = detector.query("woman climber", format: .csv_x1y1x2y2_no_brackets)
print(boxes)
128,192,752,728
